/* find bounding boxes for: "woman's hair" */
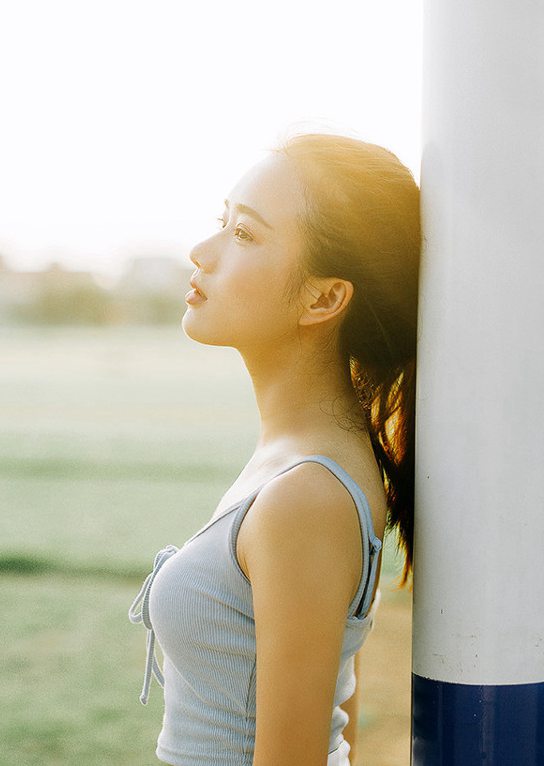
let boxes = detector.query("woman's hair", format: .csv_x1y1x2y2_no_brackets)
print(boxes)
273,132,420,587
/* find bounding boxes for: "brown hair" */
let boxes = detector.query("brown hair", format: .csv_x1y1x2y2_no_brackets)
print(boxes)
274,132,420,586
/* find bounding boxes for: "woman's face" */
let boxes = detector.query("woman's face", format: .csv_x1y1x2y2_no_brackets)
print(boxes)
182,152,309,351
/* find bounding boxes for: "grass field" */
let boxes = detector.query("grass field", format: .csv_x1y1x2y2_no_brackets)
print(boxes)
0,325,412,766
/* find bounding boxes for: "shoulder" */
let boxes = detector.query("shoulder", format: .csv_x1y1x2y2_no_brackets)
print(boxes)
238,460,362,611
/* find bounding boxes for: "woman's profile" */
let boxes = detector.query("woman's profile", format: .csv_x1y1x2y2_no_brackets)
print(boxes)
129,130,420,766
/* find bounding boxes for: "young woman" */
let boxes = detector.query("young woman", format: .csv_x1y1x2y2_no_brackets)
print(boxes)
129,131,420,766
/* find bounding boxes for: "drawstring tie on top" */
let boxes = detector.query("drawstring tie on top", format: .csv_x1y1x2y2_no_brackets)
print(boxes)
128,544,179,705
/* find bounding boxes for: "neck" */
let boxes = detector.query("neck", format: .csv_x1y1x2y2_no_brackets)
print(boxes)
237,333,365,454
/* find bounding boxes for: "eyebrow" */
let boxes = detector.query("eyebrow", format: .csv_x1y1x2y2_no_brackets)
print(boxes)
224,198,274,230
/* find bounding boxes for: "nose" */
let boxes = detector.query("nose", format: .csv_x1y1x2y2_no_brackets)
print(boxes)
189,244,202,268
189,236,216,271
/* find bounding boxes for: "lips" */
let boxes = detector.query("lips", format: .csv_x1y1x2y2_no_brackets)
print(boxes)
189,276,206,298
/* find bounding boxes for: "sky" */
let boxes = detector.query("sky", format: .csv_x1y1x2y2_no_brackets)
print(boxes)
0,0,423,283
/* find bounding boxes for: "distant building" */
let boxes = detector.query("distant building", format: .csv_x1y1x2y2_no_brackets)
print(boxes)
116,256,192,295
0,254,194,324
0,257,99,320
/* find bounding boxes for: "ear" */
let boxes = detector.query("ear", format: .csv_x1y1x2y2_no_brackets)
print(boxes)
298,278,354,327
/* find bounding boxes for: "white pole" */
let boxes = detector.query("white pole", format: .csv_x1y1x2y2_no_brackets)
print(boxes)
412,1,544,762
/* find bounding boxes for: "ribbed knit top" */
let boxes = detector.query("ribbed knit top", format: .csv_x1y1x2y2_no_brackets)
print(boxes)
129,454,383,766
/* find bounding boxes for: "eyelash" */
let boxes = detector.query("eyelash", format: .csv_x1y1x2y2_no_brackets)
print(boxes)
215,216,253,242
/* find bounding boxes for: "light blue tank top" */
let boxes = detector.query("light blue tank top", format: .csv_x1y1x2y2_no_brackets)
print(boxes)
129,454,383,766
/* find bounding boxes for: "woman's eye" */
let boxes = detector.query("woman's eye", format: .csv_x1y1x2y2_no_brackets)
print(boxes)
215,217,252,241
234,226,252,241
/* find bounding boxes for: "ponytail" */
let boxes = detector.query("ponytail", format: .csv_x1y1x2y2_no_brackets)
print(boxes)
350,355,416,586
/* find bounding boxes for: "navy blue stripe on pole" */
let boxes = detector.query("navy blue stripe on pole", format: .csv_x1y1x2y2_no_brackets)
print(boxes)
412,676,544,765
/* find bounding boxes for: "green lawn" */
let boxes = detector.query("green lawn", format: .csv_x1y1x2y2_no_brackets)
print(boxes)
0,325,405,766
1,574,165,766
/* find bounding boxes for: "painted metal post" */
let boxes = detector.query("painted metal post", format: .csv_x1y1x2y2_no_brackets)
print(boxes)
412,1,544,763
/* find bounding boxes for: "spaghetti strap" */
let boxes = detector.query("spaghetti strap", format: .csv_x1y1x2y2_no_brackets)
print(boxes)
290,455,383,619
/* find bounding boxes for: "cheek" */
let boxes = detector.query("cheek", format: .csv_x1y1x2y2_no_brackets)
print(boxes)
222,260,282,309
224,268,297,338
246,269,292,314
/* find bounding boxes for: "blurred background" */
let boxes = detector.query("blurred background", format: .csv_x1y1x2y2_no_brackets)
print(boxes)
0,1,421,763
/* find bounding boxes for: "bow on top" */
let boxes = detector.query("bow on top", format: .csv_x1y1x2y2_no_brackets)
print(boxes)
128,544,179,705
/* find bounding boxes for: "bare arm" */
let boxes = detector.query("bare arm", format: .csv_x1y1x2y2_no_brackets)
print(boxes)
238,463,364,766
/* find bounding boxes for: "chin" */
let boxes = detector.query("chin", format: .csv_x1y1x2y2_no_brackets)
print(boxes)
181,309,233,348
